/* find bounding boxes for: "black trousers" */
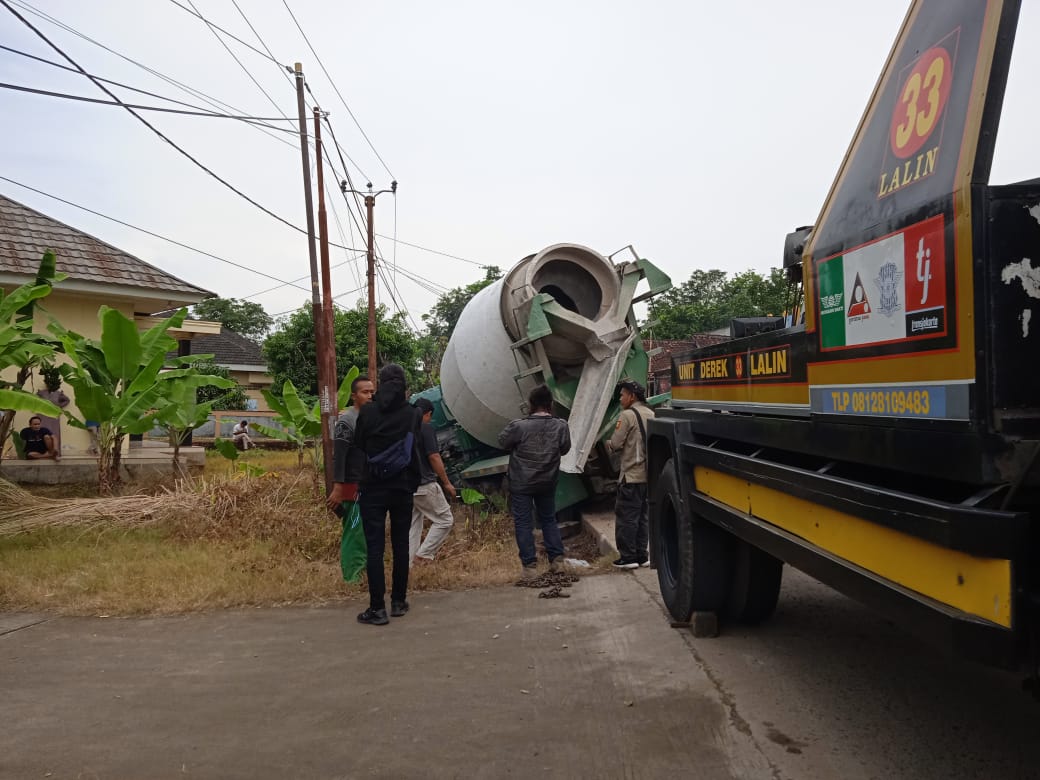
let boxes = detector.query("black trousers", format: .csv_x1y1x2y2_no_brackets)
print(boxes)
359,487,413,610
614,482,649,562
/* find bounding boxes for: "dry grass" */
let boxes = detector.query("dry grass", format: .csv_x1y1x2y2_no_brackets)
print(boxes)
0,461,605,616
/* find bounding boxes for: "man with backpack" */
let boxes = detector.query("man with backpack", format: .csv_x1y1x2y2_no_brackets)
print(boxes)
344,364,423,626
606,379,655,569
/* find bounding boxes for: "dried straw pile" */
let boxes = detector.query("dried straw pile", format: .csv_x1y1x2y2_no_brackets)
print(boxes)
0,477,207,536
0,474,339,562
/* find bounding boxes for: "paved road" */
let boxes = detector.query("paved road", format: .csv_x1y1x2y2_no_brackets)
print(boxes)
4,566,1040,780
631,566,1040,780
0,575,769,780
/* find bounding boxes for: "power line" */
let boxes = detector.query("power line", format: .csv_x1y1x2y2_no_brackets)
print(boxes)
2,0,359,252
231,0,295,90
375,234,487,267
165,0,281,64
280,0,395,179
8,0,298,152
0,81,298,125
0,42,279,118
0,175,337,296
242,253,364,300
184,0,294,127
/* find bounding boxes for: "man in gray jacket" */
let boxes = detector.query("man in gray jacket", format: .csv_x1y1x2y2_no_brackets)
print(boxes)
498,384,571,580
606,379,655,569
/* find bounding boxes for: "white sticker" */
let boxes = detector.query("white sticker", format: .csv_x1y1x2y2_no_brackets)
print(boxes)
1001,258,1040,300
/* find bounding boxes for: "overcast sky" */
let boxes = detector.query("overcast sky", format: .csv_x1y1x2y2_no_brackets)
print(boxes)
2,0,1038,332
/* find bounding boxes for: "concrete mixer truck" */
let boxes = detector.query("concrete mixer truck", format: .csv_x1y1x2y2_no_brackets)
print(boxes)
414,243,671,520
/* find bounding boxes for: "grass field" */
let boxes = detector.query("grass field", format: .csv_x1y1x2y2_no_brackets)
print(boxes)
0,448,603,615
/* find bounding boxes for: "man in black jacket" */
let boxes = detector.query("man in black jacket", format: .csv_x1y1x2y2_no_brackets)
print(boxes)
344,364,423,625
498,384,572,580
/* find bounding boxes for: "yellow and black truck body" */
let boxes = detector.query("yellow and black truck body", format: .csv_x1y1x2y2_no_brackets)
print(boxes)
647,0,1040,669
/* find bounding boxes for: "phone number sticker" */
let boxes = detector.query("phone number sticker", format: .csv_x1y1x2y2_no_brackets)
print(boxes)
809,383,968,420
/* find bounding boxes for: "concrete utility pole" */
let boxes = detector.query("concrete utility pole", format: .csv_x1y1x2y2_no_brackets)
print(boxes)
294,63,335,494
313,107,338,493
342,180,396,381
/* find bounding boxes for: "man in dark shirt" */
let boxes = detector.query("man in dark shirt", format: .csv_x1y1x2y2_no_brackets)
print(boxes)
498,384,571,580
344,364,423,626
409,398,456,563
20,416,59,460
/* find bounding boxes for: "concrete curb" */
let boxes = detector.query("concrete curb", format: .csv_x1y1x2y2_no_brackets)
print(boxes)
580,507,617,559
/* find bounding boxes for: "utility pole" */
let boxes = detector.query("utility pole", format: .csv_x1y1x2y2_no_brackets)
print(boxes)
342,180,396,380
313,107,338,493
294,63,335,494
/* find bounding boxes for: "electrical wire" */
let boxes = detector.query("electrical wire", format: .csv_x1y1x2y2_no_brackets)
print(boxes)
0,42,281,118
0,81,298,125
280,0,394,179
0,175,352,296
165,0,281,64
374,234,487,267
242,253,364,299
2,0,362,253
184,0,294,127
8,0,298,152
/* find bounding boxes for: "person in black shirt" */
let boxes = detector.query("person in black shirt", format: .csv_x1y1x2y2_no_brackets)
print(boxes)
19,416,59,460
344,364,423,626
498,385,571,580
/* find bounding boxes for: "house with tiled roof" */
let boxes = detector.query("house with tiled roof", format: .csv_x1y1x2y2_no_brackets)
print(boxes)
0,193,218,456
182,328,273,411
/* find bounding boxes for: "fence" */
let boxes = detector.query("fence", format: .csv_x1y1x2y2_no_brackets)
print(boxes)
144,411,287,441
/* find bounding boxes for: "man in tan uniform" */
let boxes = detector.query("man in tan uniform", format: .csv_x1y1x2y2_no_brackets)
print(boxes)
605,380,655,569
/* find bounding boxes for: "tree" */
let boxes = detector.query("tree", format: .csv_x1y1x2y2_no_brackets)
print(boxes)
191,297,273,344
646,268,791,338
52,307,233,493
419,265,502,385
263,302,421,399
0,252,64,466
191,359,249,410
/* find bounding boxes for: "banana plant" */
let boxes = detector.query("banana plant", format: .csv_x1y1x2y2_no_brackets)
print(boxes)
0,252,64,467
52,306,233,493
254,368,358,471
154,381,226,478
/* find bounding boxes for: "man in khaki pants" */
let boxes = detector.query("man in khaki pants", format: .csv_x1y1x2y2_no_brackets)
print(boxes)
606,380,655,569
409,398,457,563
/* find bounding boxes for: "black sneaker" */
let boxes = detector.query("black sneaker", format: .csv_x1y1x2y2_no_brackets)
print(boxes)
390,600,409,617
357,607,389,625
638,557,650,568
612,558,639,570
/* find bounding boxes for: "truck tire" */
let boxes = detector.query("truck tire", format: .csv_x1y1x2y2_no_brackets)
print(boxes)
652,459,732,623
725,540,783,625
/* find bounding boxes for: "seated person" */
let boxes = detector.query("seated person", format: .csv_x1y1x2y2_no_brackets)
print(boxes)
20,416,59,460
232,420,254,451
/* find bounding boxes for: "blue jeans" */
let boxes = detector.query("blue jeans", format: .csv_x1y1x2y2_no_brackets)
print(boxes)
510,490,564,566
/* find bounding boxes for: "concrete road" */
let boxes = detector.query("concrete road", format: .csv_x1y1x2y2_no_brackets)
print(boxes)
5,566,1040,780
0,575,771,780
629,566,1040,780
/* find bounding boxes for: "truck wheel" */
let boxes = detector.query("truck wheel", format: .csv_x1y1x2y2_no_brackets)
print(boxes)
653,459,732,623
725,540,783,624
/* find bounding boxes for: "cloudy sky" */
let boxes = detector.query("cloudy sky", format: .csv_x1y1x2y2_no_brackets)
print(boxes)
2,0,1038,331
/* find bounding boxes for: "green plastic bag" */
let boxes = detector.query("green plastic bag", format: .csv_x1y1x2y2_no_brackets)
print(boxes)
339,499,367,583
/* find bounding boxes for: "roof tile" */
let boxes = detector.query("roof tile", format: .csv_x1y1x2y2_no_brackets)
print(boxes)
0,194,212,298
